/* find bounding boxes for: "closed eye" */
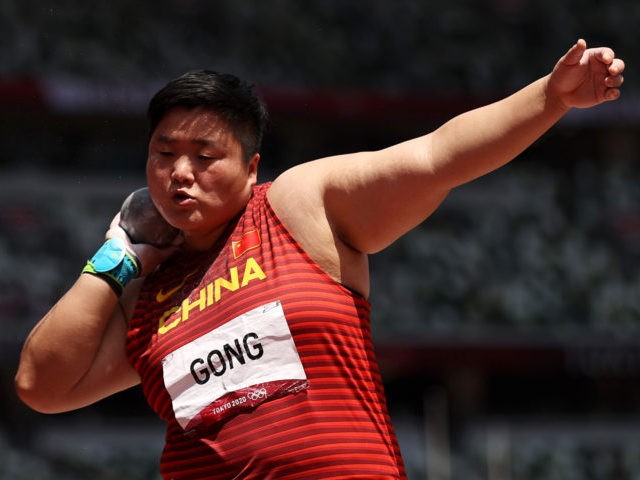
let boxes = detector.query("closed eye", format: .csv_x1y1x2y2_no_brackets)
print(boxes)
198,154,220,161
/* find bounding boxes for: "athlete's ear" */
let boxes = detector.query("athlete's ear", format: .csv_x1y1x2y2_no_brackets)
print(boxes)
247,153,260,184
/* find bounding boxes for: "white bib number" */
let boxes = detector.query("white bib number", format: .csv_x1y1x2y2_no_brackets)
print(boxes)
162,300,308,432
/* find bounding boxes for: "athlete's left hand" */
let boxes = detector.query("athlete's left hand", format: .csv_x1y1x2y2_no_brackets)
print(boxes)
548,38,625,110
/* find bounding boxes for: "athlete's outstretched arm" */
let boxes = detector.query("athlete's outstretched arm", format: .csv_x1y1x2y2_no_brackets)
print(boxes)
272,39,625,258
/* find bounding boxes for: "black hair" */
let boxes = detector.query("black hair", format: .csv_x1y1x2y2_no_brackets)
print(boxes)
147,70,268,162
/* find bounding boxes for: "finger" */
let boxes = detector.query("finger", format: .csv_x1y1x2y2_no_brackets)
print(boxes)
605,74,624,88
604,88,621,102
608,58,625,76
594,47,616,66
109,212,122,230
105,213,130,242
561,38,587,66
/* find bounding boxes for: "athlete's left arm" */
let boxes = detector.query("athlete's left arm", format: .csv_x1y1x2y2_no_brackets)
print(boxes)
276,40,624,255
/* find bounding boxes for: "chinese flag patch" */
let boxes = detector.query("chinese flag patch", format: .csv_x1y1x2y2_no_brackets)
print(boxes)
232,229,261,259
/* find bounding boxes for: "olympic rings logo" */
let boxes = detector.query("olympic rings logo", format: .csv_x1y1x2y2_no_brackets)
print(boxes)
247,388,268,401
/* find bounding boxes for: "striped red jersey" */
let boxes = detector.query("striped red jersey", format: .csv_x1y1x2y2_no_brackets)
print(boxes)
126,183,407,479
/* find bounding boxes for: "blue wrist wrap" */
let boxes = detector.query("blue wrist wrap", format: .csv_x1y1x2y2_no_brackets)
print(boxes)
82,237,141,296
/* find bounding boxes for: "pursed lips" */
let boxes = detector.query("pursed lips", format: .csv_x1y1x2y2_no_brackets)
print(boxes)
171,190,196,206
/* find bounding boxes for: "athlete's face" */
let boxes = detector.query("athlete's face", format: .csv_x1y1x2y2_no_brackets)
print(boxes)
146,106,259,250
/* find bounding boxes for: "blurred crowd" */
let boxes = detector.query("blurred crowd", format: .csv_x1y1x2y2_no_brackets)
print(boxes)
2,0,639,94
371,154,640,339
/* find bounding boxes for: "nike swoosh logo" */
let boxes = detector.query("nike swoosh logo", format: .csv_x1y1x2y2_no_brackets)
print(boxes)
156,271,196,303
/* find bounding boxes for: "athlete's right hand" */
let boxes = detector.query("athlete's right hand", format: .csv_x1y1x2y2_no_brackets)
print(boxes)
105,213,183,277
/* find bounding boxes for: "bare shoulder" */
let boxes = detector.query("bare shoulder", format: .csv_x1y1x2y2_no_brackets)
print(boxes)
267,162,369,297
267,162,339,272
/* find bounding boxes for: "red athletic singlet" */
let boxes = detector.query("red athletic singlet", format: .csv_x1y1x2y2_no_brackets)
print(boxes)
126,183,407,479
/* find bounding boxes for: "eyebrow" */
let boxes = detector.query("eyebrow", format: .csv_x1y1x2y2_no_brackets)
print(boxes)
155,135,218,147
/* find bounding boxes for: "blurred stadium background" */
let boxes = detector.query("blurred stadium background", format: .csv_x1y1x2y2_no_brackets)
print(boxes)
1,1,640,478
